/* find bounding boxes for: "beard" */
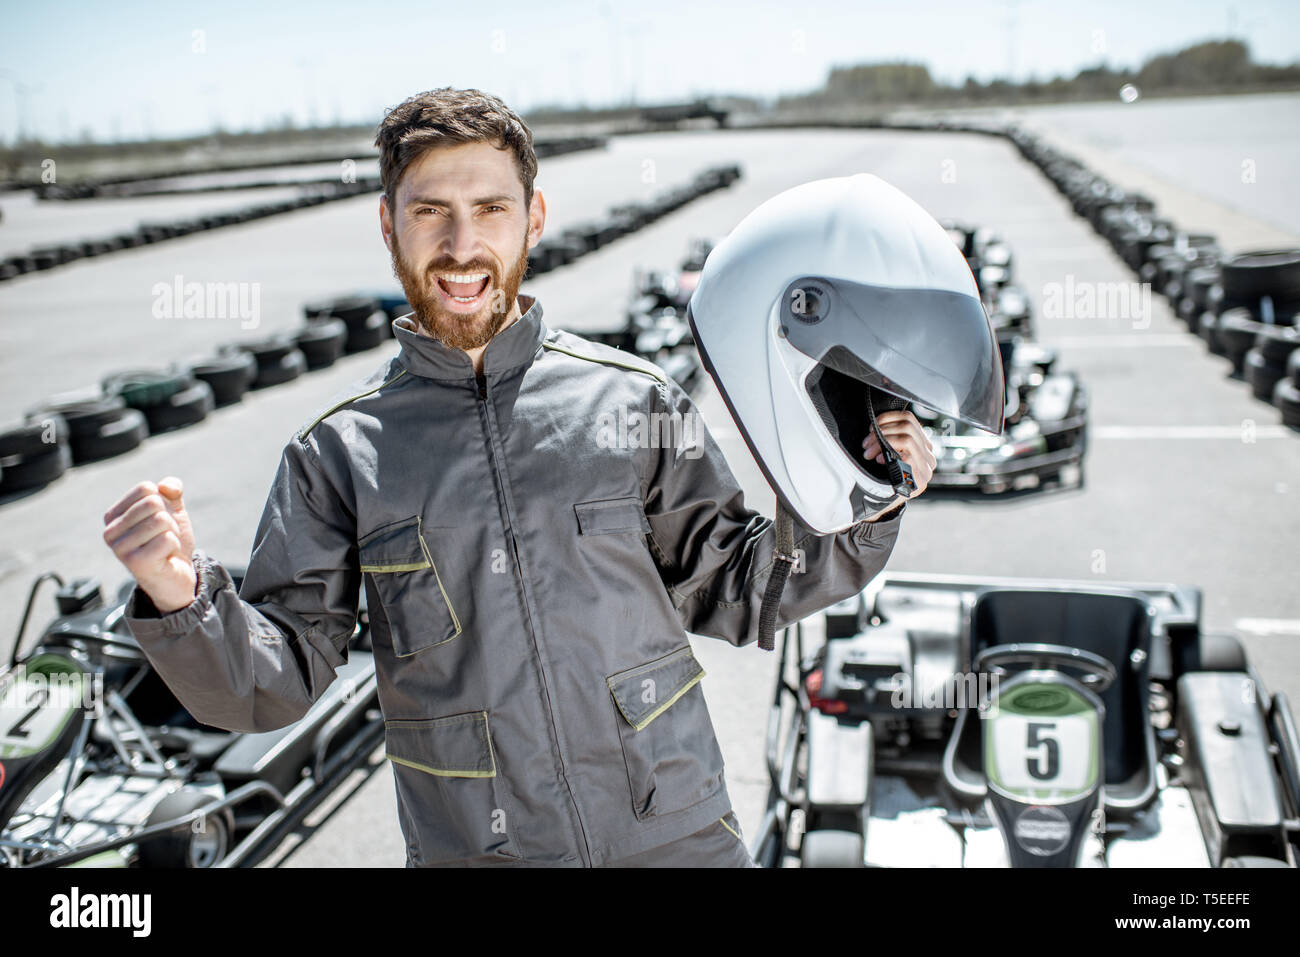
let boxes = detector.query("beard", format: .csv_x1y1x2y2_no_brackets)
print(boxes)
390,229,530,351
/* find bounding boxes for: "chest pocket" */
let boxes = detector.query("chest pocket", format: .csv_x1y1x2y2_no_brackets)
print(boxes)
359,515,461,657
573,496,651,535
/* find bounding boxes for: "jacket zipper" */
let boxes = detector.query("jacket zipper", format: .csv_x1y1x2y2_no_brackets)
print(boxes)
476,371,595,865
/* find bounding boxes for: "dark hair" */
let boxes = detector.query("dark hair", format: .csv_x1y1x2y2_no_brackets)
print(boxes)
374,87,538,211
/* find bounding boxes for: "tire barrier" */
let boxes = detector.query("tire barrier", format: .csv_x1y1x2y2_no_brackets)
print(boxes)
524,163,743,281
1007,127,1300,427
1,288,423,496
1,136,607,280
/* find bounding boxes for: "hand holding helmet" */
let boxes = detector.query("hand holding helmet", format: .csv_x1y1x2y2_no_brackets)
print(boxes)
861,409,937,513
687,172,1003,533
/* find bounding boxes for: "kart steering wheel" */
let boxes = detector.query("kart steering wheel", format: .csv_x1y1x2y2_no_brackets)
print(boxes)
974,642,1117,694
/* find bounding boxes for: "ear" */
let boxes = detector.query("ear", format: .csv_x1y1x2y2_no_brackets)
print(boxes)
379,195,395,254
526,187,546,250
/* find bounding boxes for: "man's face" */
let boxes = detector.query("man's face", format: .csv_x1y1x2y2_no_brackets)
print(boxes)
381,141,544,351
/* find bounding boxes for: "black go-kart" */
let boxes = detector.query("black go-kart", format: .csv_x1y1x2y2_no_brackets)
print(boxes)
751,572,1300,868
576,238,717,394
917,338,1088,495
0,565,381,868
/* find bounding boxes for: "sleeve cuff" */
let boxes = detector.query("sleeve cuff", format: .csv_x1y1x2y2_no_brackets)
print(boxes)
122,550,231,639
850,501,906,544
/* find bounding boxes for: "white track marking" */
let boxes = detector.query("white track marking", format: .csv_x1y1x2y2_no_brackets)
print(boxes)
1236,619,1300,636
1092,425,1291,439
1040,335,1200,348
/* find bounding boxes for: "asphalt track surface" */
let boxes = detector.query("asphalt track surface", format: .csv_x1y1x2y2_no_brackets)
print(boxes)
1,127,1296,866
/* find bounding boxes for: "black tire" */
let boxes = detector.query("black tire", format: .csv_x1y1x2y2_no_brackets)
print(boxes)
1219,249,1300,302
0,413,68,457
303,296,379,323
102,369,190,408
0,443,71,493
137,788,232,868
26,395,127,438
1244,348,1287,402
71,407,148,463
294,318,347,369
1198,311,1224,355
250,347,307,388
1275,378,1300,427
188,352,256,405
1216,308,1262,361
344,311,388,352
1194,633,1247,672
143,380,213,433
1254,324,1300,365
230,333,296,364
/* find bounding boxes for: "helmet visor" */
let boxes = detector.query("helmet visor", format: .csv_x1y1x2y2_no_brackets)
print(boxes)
779,277,1005,434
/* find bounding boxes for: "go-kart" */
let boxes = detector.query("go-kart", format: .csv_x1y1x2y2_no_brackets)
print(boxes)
917,338,1088,494
574,238,716,394
752,572,1300,868
0,565,381,868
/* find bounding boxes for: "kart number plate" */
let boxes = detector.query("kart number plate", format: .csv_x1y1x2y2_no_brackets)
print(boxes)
989,713,1097,796
0,674,78,757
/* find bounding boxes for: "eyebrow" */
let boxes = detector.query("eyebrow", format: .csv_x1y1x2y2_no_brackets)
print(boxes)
405,194,515,209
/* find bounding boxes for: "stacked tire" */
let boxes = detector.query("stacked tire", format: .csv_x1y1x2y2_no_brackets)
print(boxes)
102,370,214,434
304,296,388,352
187,351,257,405
293,318,349,369
1277,350,1300,428
0,414,72,494
22,395,147,466
220,335,308,388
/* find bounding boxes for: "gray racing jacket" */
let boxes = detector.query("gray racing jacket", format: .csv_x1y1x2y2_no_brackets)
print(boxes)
122,293,905,866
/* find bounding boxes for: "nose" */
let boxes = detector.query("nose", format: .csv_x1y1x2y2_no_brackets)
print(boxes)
444,214,481,268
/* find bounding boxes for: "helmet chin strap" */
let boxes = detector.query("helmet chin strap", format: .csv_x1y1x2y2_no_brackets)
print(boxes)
867,389,917,499
756,391,915,652
757,502,798,651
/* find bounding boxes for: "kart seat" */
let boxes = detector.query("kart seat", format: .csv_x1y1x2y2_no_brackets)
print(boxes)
942,588,1158,816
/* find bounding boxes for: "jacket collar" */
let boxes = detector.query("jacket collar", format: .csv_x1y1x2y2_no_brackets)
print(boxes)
393,294,548,380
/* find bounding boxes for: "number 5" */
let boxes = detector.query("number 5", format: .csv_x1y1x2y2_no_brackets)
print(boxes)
1026,721,1059,781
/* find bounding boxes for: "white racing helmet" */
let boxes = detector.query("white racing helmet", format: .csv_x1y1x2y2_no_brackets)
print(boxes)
687,173,1005,533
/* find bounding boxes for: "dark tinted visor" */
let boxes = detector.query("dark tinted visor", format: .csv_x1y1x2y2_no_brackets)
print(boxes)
779,276,1005,433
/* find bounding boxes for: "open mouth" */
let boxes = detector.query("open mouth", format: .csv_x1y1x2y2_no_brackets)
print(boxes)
434,273,492,306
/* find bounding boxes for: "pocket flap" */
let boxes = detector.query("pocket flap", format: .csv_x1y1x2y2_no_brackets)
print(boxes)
360,515,431,572
383,711,496,778
607,646,705,731
574,496,651,535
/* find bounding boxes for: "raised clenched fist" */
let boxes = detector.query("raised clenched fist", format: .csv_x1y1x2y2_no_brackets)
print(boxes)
102,476,198,614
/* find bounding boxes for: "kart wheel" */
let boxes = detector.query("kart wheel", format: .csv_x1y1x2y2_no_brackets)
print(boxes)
138,788,232,869
1196,633,1247,672
800,829,864,868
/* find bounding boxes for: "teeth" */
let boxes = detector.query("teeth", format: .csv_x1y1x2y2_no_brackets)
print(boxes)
437,272,489,284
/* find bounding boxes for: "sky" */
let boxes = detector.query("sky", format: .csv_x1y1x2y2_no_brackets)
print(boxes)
1,0,1298,143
